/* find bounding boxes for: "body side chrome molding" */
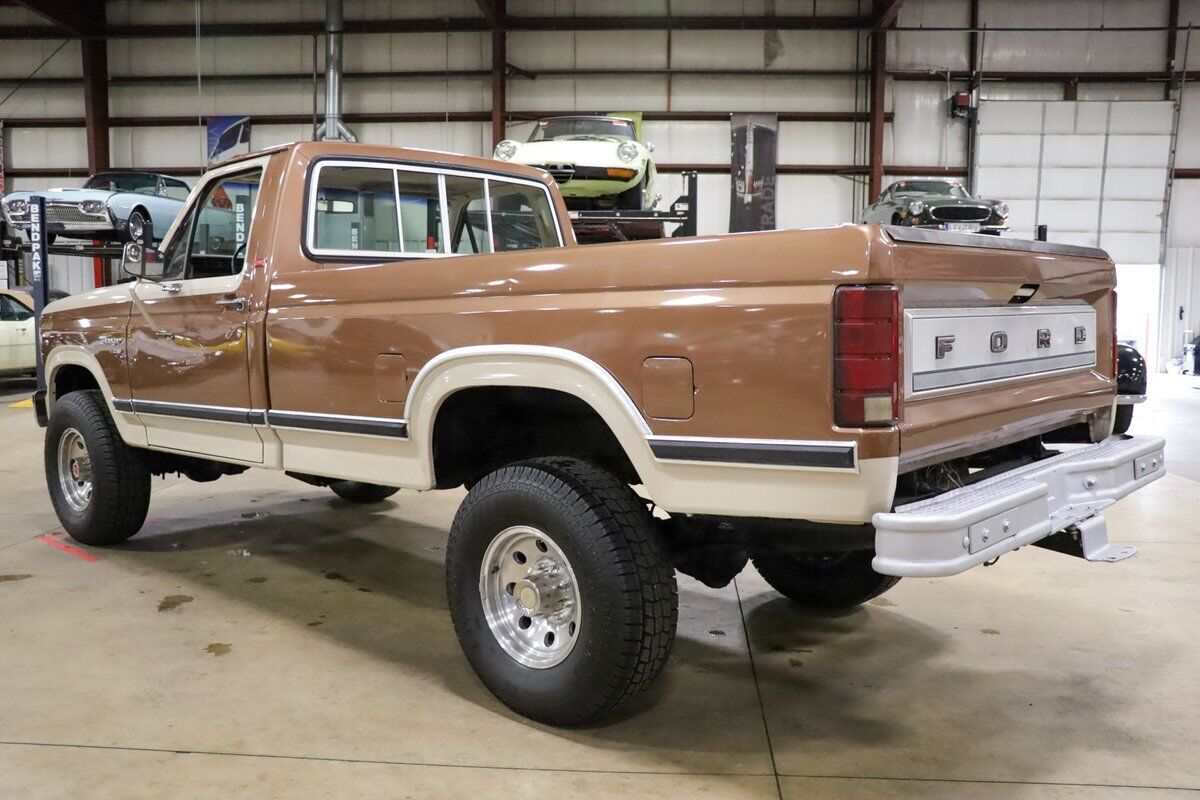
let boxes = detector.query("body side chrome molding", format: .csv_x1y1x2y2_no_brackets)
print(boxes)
266,409,409,438
647,435,857,471
114,398,408,438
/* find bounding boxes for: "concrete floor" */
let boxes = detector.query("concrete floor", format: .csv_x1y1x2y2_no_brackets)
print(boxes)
1,375,1198,799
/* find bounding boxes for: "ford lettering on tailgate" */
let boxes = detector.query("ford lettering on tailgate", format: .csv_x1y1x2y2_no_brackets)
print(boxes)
905,306,1097,396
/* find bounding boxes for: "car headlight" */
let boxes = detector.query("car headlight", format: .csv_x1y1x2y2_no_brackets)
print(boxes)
908,200,925,215
80,200,105,215
996,201,1009,217
6,199,29,218
493,140,519,161
616,141,640,163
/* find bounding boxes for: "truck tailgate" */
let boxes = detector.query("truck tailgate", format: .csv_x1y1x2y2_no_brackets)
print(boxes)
879,227,1117,470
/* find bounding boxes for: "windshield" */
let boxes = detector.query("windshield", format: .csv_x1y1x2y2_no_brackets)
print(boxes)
889,180,971,199
528,117,634,142
84,173,160,195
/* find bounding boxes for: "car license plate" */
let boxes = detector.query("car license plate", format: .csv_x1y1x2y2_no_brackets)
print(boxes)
943,222,980,232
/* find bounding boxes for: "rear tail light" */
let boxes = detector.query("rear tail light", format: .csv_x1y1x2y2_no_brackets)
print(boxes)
1111,290,1119,378
834,285,900,427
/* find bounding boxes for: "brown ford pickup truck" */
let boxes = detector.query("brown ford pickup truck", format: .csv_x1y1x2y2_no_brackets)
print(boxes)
36,141,1165,725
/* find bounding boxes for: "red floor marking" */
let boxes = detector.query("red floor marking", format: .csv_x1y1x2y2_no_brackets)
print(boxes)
36,535,101,562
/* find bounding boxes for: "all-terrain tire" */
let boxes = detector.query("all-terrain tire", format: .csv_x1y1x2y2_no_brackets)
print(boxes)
751,549,900,612
44,390,151,546
329,481,399,503
1113,404,1134,435
445,457,677,726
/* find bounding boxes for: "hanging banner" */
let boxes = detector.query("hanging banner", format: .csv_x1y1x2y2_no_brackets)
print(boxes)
729,112,778,233
206,115,252,166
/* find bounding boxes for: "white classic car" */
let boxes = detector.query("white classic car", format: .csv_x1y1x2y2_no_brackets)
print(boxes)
0,289,35,378
493,116,657,210
1,171,191,245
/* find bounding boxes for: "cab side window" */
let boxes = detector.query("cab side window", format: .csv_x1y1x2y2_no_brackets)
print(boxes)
488,182,559,251
445,175,490,255
305,161,559,259
313,166,400,254
396,171,442,254
159,168,263,281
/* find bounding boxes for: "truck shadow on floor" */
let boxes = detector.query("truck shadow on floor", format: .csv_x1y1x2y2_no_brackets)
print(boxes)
102,483,1152,779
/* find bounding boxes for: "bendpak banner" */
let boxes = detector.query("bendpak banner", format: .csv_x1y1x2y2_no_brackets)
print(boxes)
729,112,778,233
206,116,251,166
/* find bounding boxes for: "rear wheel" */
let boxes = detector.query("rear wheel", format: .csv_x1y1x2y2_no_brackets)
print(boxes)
445,457,677,726
45,390,150,546
328,481,399,504
751,549,899,612
1113,404,1134,435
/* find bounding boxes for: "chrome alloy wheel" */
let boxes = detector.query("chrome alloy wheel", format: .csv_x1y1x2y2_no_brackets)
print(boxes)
128,213,145,242
479,525,580,669
57,427,93,512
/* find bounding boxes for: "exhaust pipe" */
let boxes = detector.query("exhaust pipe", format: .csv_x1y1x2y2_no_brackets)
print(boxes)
314,0,356,142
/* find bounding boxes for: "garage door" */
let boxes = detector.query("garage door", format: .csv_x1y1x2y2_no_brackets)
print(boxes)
973,100,1175,264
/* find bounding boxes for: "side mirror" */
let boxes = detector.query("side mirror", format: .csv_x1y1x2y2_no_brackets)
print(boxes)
121,242,165,280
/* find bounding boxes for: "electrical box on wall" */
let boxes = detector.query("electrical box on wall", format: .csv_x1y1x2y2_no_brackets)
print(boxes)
949,90,976,120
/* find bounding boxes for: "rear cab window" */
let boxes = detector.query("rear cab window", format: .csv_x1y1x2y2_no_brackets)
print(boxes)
306,159,562,260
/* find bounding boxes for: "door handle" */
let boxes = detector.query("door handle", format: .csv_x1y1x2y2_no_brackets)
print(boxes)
161,282,183,293
154,330,174,339
215,296,246,312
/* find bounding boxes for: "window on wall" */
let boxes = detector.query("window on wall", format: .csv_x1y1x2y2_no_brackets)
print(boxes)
313,165,400,254
306,161,561,259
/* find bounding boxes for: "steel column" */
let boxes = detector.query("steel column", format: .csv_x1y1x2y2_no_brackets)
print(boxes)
868,27,887,201
491,1,507,149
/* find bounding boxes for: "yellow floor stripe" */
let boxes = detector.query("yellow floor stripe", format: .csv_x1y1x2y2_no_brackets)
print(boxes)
8,398,33,408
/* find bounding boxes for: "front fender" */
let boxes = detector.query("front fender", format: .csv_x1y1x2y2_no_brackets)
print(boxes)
44,346,147,447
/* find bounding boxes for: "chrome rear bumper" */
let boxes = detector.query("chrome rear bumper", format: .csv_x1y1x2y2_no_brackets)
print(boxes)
873,435,1165,577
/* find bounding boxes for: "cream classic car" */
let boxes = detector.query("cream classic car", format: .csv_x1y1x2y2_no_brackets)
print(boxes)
0,289,35,377
493,115,657,210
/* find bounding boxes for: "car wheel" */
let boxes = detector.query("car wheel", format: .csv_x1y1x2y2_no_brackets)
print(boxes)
328,481,399,503
44,390,151,546
751,549,900,612
1113,404,1134,435
127,209,150,244
616,177,647,211
445,457,677,726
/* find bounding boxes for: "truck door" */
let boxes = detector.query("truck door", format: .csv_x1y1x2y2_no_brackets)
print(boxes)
0,293,35,372
126,163,265,463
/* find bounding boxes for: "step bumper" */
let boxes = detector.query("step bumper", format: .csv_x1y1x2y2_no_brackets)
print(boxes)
872,435,1166,577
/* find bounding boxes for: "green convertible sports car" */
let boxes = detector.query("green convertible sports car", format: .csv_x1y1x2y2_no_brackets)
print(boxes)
861,179,1009,234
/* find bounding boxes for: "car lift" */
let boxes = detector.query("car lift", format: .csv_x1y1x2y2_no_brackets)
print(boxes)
568,171,698,244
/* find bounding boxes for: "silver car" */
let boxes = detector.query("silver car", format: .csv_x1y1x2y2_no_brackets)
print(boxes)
1,171,191,245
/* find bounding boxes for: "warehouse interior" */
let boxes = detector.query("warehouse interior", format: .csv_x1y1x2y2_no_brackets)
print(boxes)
1,1,1199,798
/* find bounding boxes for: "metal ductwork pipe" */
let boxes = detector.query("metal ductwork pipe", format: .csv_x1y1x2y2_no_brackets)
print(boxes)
314,0,356,142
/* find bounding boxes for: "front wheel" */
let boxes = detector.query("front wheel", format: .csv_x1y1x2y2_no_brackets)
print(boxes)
616,176,647,210
751,549,899,612
44,390,151,546
445,458,677,726
328,480,399,504
127,209,150,244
